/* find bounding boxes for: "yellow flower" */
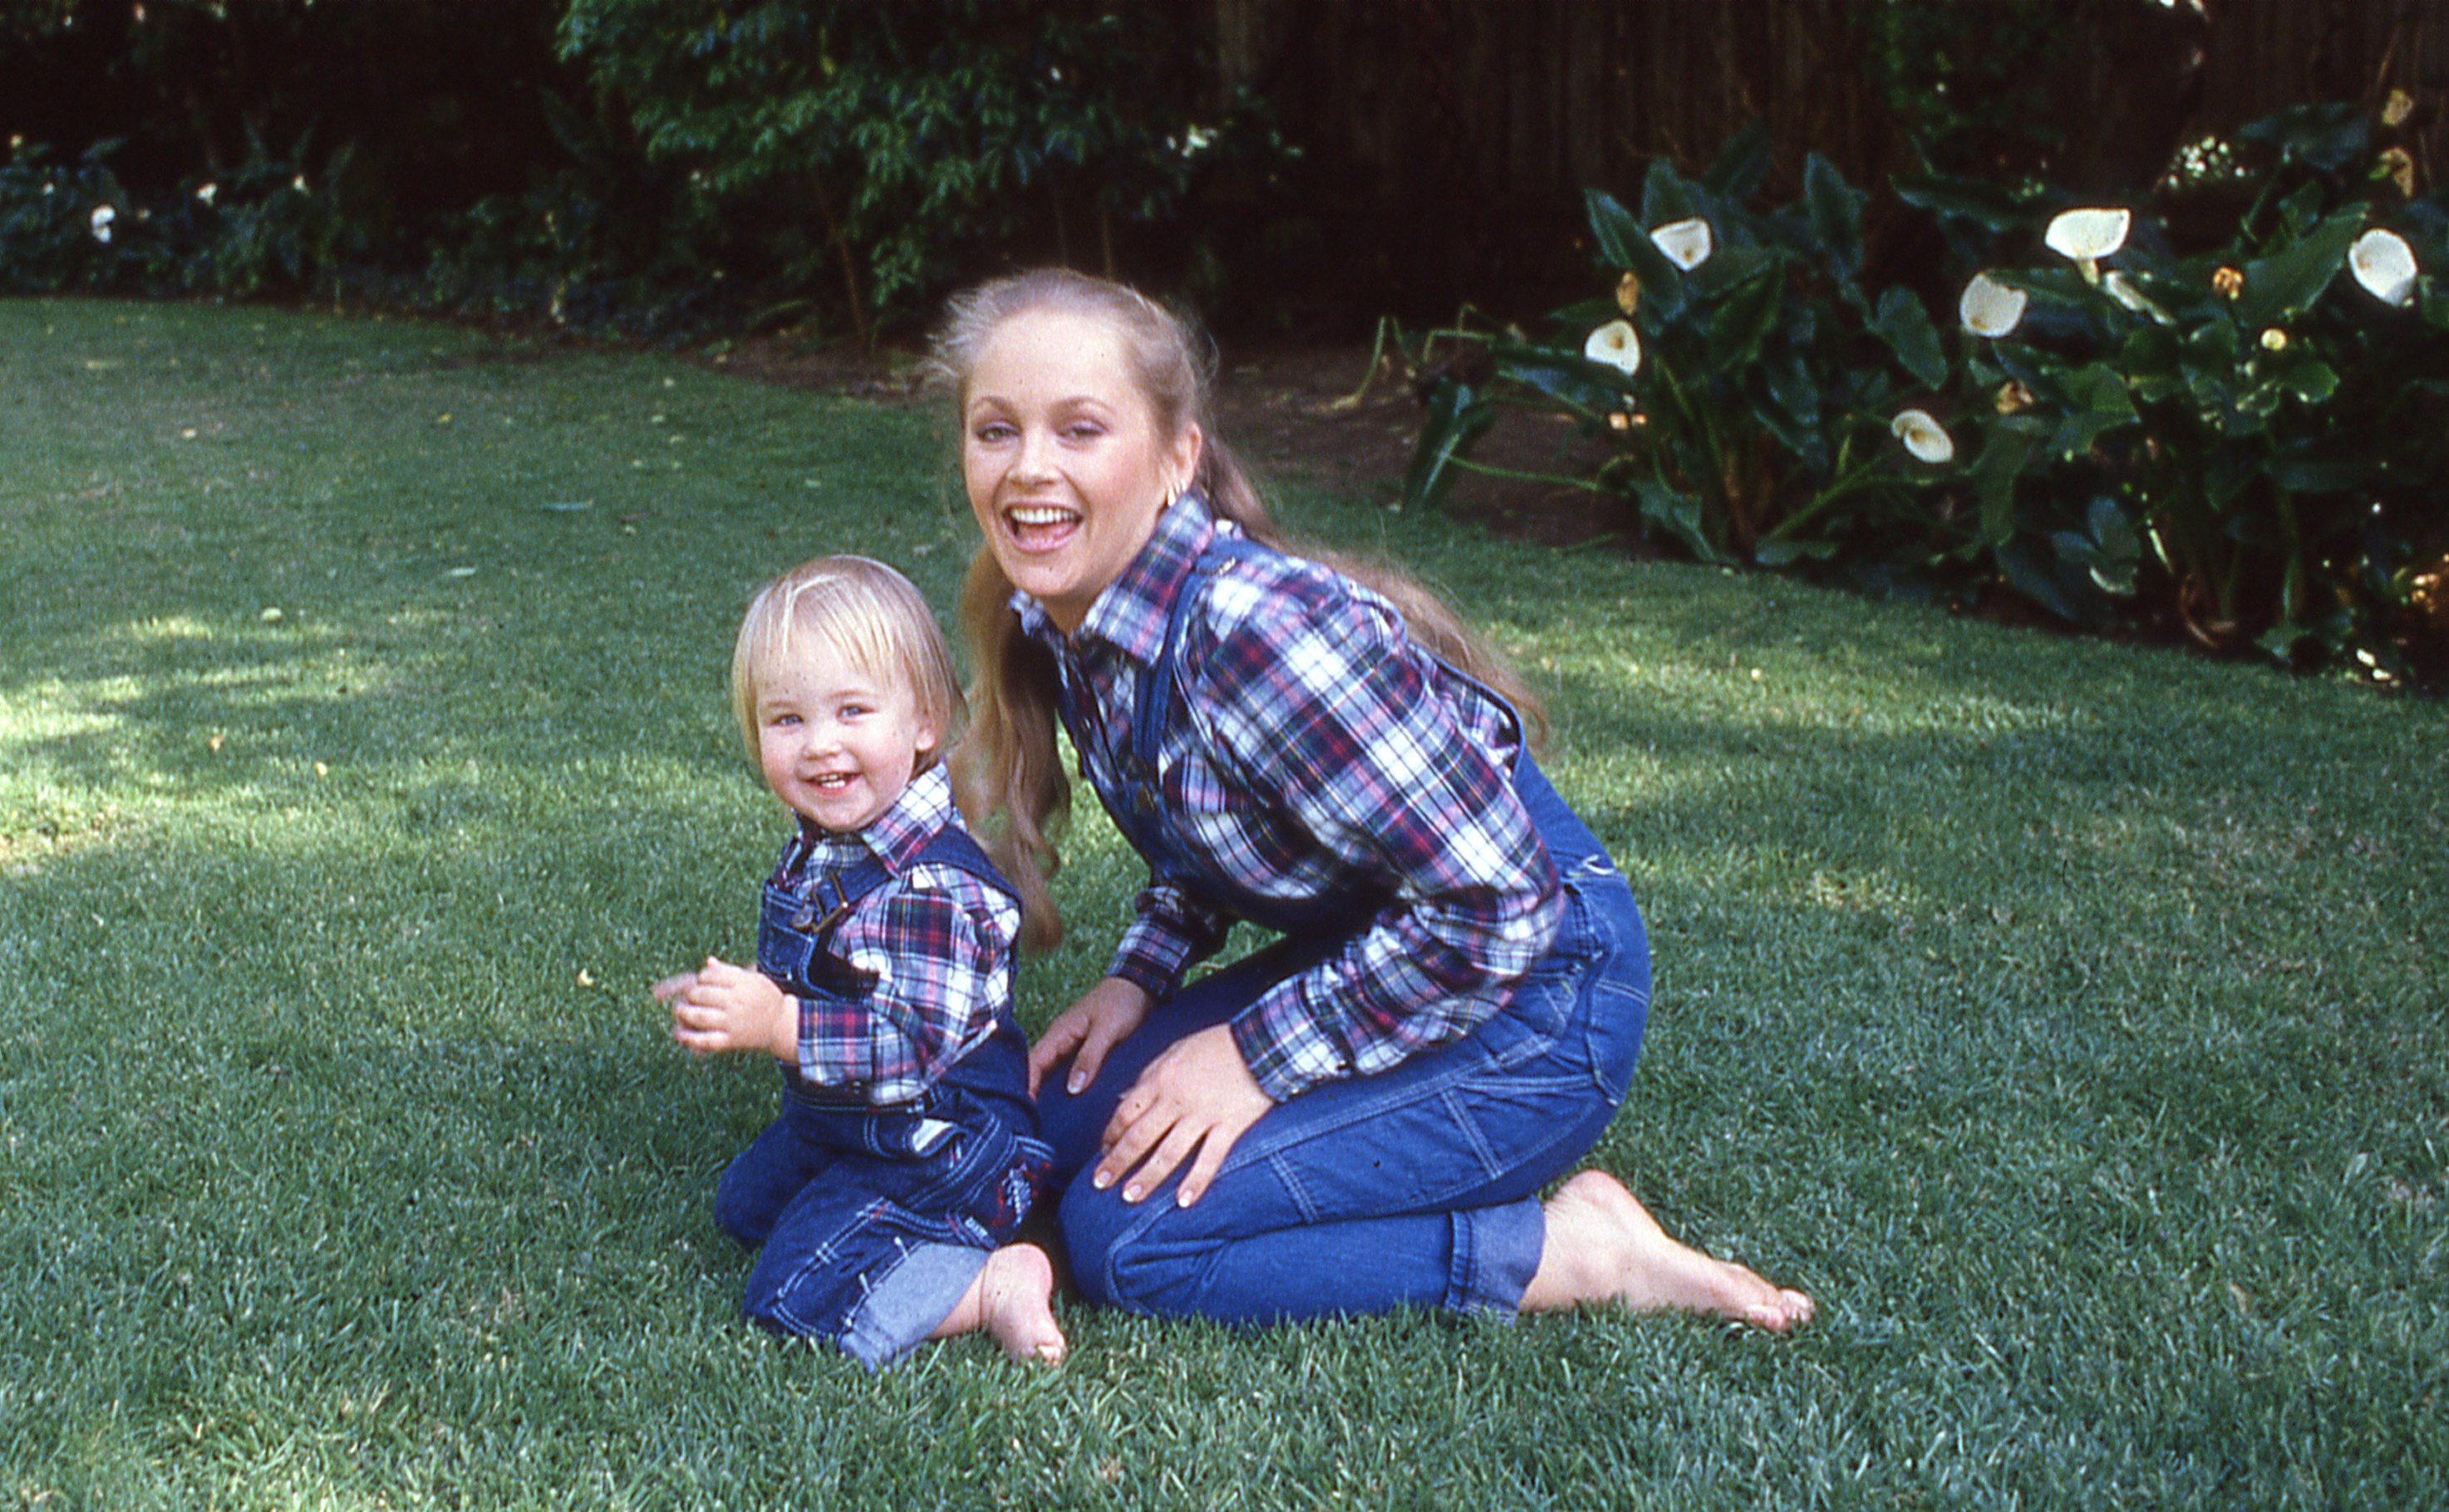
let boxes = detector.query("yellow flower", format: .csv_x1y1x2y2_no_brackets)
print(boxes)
2383,89,2415,129
1994,382,2036,416
2377,146,2416,199
2211,266,2245,298
1615,271,1640,316
2260,327,2289,352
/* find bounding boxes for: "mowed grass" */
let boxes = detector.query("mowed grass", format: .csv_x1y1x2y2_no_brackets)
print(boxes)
2,298,2443,1510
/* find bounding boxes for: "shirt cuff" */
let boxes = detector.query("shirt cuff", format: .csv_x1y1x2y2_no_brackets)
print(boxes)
1108,918,1196,1001
1227,985,1350,1102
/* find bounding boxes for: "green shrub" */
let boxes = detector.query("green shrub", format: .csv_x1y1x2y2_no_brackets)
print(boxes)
1405,104,2449,683
556,0,1260,339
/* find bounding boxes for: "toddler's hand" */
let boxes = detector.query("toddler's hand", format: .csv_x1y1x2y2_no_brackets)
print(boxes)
666,956,796,1062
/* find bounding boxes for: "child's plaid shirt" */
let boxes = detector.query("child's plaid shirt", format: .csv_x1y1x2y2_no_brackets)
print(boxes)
770,764,1020,1107
1014,497,1563,1101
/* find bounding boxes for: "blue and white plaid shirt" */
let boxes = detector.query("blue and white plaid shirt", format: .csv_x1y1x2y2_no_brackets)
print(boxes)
1014,497,1562,1100
770,764,1021,1106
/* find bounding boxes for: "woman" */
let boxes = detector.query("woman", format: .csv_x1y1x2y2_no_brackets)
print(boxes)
941,268,1812,1331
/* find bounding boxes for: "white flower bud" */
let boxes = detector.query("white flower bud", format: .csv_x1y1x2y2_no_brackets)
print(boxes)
1891,409,1955,464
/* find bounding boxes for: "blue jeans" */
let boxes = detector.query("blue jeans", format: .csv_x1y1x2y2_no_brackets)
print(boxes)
715,1084,1053,1369
1040,833,1649,1324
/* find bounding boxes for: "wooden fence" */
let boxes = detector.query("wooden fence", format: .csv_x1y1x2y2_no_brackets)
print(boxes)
1207,0,2447,320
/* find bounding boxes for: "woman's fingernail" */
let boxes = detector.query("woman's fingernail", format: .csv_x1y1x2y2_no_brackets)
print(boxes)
1176,1187,1197,1208
1092,1169,1113,1190
1068,1073,1084,1094
1123,1184,1143,1204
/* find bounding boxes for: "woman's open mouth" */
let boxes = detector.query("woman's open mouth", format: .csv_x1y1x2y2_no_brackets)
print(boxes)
1003,503,1081,551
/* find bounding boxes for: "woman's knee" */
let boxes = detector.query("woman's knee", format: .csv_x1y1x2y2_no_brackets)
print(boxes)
1057,1175,1187,1313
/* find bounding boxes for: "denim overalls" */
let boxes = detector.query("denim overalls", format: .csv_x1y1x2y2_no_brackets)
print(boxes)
1040,533,1653,1323
713,824,1055,1369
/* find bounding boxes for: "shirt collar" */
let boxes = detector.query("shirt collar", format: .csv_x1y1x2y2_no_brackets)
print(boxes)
1011,492,1219,666
794,762,957,875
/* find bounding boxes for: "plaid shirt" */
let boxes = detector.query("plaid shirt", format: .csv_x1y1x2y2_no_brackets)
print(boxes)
768,764,1020,1107
1014,497,1561,1100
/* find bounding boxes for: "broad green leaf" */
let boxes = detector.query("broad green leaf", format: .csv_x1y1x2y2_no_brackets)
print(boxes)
2238,207,2368,326
1971,426,2032,546
1641,159,1704,230
2279,360,2340,405
1707,266,1787,373
1871,287,1949,389
2087,495,2142,562
1401,378,1497,511
1758,351,1827,469
2238,101,2371,173
1893,173,2030,232
1803,153,1865,283
1703,120,1773,203
1627,476,1726,562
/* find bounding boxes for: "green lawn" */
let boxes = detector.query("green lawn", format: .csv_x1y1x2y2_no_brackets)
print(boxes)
3,298,2444,1510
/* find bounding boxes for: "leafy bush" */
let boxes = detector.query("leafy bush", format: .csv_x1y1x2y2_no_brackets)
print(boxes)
1406,104,2449,683
2,133,358,300
557,0,1261,340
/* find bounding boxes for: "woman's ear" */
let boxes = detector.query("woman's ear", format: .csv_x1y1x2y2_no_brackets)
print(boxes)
1169,422,1204,497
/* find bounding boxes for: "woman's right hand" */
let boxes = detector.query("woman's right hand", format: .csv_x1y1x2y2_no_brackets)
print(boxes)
1028,976,1155,1098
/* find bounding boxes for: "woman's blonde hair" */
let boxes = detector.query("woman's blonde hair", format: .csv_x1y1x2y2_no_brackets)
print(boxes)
932,268,1543,953
730,555,962,773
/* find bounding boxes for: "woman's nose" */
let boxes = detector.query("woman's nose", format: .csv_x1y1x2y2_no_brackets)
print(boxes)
1013,425,1055,480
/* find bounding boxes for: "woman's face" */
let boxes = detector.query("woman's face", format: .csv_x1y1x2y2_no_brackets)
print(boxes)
962,307,1201,634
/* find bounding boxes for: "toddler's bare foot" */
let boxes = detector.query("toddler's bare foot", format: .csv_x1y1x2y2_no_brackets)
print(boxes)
932,1244,1067,1365
1522,1170,1814,1332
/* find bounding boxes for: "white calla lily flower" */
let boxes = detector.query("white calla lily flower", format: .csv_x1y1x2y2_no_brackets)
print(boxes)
1891,409,1955,465
1584,319,1641,377
1650,218,1714,272
2348,228,2417,307
1959,272,2029,338
2044,207,2132,262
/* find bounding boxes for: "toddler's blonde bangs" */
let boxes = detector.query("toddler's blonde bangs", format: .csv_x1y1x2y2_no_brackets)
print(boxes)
730,557,962,768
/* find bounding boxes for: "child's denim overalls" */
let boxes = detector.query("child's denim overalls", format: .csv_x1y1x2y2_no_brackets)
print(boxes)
1040,533,1653,1323
714,824,1054,1368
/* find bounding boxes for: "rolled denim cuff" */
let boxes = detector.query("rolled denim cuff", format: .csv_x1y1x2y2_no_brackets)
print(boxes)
1448,1197,1546,1318
837,1241,991,1372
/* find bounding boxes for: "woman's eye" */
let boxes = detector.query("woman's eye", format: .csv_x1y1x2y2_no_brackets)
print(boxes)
974,421,1016,444
1061,422,1104,442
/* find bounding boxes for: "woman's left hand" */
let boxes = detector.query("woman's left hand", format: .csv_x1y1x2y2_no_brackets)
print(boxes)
1095,1025,1273,1207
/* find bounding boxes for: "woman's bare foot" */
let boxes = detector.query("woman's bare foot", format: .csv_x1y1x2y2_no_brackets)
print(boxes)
931,1244,1068,1364
1521,1170,1814,1332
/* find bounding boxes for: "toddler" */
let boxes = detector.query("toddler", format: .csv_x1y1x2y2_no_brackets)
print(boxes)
655,555,1063,1367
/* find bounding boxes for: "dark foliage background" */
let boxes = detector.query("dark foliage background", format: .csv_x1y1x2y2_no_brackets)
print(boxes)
5,0,2441,337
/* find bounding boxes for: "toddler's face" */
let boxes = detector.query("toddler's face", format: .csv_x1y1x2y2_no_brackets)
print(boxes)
753,642,937,834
